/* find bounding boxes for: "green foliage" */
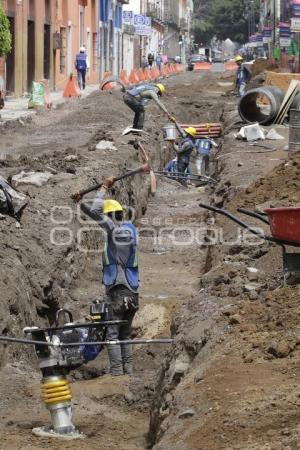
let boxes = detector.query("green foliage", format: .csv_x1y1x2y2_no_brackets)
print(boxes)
193,0,260,45
193,19,214,47
0,5,12,57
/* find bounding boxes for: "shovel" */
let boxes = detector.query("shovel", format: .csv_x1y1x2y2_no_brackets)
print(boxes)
71,163,152,202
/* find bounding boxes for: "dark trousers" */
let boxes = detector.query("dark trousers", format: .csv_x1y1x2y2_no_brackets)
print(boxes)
105,286,139,375
123,94,145,129
177,159,189,176
77,69,86,90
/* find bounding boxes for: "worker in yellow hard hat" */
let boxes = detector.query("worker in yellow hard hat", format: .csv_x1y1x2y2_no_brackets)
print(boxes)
123,82,172,130
171,126,198,185
235,55,251,97
80,176,139,376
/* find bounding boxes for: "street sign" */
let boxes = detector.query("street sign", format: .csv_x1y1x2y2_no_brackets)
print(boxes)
291,18,300,32
123,11,134,25
280,37,291,47
134,14,152,36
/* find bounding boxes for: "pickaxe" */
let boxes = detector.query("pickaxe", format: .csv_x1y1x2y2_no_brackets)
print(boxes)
71,163,152,202
132,139,157,195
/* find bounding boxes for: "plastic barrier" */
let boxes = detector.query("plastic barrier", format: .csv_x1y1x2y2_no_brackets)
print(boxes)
225,62,238,71
194,62,212,71
63,74,81,97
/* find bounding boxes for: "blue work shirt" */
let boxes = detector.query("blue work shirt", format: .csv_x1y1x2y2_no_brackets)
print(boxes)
196,139,216,156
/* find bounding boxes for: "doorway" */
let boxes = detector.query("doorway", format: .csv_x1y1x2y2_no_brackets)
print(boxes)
6,16,15,94
27,20,35,91
44,24,51,79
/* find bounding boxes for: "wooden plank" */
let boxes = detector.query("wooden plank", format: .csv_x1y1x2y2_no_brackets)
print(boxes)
265,71,300,91
274,80,300,124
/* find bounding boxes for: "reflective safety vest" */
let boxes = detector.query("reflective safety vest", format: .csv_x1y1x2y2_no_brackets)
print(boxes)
102,222,139,290
76,53,87,71
127,84,157,97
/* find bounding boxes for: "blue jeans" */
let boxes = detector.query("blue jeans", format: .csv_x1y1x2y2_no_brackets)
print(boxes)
238,82,246,97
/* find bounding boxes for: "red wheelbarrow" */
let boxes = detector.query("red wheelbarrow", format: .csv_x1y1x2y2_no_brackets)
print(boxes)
199,203,300,282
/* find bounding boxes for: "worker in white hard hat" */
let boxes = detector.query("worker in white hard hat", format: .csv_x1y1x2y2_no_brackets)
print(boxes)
75,46,89,90
235,55,251,97
80,177,139,376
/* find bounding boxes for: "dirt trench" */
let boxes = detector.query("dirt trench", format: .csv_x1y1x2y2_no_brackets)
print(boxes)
0,71,228,449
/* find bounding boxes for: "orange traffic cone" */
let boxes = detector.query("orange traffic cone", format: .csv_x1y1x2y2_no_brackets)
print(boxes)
137,68,146,82
63,74,81,98
119,69,130,86
128,69,139,84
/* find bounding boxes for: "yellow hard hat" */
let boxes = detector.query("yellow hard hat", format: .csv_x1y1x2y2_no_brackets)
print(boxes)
103,199,123,214
235,55,243,62
156,83,166,95
185,127,197,138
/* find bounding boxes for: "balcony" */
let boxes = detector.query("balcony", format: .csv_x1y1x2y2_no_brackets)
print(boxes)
164,11,180,29
147,6,162,21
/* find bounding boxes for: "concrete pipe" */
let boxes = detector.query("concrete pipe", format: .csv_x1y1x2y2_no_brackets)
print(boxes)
238,86,285,125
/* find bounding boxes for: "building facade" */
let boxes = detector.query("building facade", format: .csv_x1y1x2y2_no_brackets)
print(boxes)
0,0,192,97
0,0,101,95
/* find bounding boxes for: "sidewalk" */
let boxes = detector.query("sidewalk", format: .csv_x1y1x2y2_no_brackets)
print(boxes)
0,84,99,123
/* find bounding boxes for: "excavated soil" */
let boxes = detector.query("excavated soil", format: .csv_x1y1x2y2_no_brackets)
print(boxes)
1,68,300,450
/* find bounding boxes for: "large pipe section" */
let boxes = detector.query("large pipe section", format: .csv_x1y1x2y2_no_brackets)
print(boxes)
238,86,285,125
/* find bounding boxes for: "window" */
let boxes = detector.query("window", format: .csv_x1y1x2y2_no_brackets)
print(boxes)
93,32,98,71
60,27,67,74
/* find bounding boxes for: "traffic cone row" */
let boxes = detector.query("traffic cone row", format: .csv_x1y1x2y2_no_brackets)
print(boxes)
100,63,185,91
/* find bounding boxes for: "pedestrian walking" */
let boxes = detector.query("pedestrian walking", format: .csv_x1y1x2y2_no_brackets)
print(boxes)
123,83,171,130
195,137,218,176
75,46,88,90
235,55,251,97
148,53,154,68
141,55,148,69
156,54,162,71
80,176,139,376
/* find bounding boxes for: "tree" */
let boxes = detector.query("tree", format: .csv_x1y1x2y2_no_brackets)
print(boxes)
193,0,260,45
0,5,12,57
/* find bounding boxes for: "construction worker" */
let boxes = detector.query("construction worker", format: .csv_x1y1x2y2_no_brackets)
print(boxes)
174,127,197,181
235,55,251,97
75,46,88,90
80,177,139,376
195,137,218,176
163,157,192,180
123,83,172,130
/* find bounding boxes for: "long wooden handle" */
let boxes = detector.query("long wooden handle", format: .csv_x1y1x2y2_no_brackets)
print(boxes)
72,164,149,201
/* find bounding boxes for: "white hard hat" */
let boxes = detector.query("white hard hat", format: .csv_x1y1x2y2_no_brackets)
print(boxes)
80,46,85,52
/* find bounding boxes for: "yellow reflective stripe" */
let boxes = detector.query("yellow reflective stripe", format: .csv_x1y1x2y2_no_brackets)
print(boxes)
42,380,68,390
43,390,71,399
44,395,72,405
42,385,70,394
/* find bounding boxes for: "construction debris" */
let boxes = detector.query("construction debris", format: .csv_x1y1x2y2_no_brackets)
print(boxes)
12,171,53,187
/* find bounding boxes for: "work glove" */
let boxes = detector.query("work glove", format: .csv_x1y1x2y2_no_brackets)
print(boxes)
103,176,116,189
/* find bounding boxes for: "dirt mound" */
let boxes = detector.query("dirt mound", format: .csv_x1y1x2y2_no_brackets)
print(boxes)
231,153,300,209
